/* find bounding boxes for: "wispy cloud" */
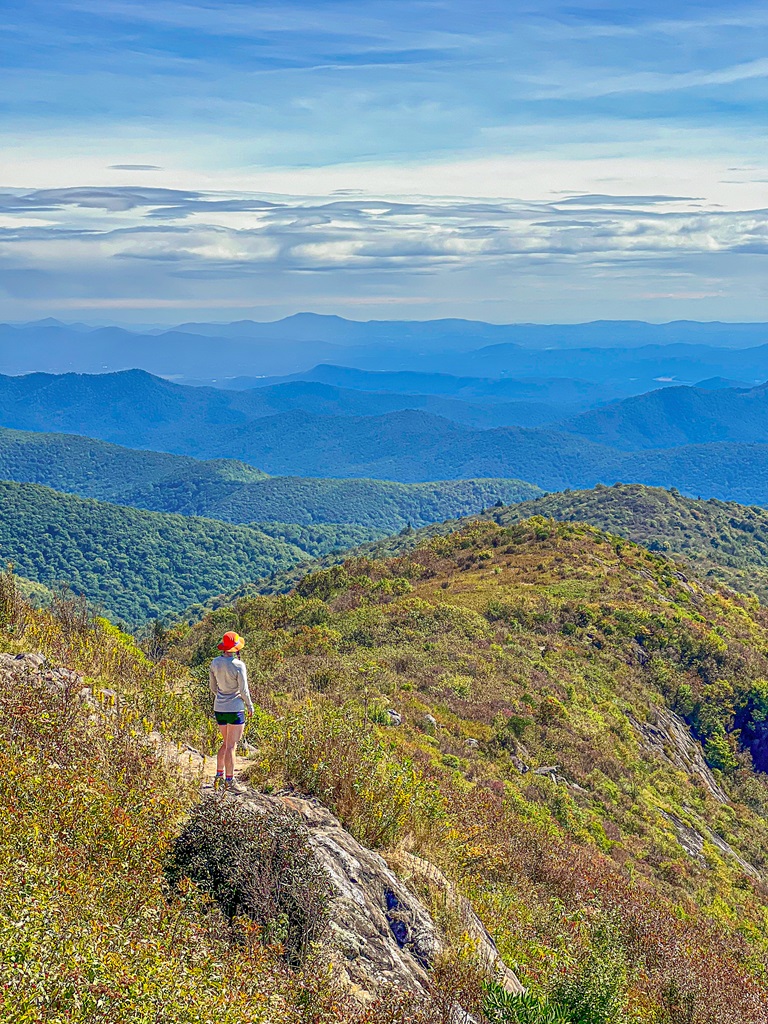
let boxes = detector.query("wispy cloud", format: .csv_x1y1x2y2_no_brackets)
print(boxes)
2,0,768,321
1,185,767,321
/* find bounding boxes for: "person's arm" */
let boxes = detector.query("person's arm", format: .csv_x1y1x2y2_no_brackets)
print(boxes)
237,661,254,715
209,663,218,697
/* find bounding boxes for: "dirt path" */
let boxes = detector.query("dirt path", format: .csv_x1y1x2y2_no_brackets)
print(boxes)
149,731,252,788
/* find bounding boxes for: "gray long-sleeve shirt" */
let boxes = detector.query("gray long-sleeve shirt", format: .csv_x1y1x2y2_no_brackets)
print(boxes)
209,654,254,715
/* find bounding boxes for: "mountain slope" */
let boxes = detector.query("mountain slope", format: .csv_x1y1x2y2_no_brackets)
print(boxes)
0,369,566,446
441,340,768,386
247,364,614,407
131,475,541,530
562,381,768,450
487,483,768,601
0,425,542,530
0,424,267,499
12,371,768,502
169,517,768,1020
0,480,371,623
205,380,562,428
202,409,615,483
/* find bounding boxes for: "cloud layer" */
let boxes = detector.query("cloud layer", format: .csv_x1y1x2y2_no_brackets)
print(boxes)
1,185,766,322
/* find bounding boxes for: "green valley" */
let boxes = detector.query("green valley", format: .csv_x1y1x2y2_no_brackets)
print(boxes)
0,425,542,531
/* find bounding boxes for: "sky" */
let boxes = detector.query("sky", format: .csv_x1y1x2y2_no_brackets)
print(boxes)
1,0,767,324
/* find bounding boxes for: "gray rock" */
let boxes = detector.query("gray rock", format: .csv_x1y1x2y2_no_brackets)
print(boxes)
464,738,479,750
15,652,46,668
227,790,525,1002
386,709,402,726
661,808,762,880
423,714,437,731
660,810,706,864
628,708,728,803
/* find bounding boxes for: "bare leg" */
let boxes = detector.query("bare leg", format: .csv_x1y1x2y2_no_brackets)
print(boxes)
223,723,245,777
216,724,229,774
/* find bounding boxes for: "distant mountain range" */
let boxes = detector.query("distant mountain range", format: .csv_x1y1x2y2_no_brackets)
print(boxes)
239,364,614,408
7,369,768,504
3,315,768,385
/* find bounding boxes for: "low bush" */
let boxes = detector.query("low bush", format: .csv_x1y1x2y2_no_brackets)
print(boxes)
549,919,630,1024
166,796,331,965
483,984,570,1024
247,699,446,850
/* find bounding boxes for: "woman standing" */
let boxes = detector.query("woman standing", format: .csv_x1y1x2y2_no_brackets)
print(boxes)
209,631,254,791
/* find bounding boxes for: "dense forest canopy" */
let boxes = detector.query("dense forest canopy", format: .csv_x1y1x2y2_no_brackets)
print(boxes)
0,480,371,623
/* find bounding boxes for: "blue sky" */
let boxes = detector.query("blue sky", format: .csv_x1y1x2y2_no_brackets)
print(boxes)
1,0,767,323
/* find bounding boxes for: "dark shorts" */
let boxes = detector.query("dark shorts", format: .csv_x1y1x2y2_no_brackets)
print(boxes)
215,711,245,726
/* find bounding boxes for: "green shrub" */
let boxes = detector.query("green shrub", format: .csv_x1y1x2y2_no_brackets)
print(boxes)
247,700,445,849
548,920,630,1024
483,983,570,1024
167,796,331,965
704,732,739,773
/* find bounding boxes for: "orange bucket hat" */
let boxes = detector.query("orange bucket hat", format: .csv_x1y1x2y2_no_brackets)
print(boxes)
218,631,245,652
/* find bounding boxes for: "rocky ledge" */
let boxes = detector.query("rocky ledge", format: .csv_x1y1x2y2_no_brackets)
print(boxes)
215,787,524,1003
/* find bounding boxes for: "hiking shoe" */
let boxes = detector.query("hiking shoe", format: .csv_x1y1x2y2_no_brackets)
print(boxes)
224,778,249,796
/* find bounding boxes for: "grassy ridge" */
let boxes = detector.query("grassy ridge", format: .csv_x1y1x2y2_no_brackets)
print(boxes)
487,483,768,601
243,484,768,606
168,517,768,1020
0,480,371,623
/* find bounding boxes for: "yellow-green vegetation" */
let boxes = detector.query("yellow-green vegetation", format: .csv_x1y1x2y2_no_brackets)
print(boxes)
170,518,768,1021
258,482,768,605
12,514,768,1021
0,574,430,1023
491,482,768,602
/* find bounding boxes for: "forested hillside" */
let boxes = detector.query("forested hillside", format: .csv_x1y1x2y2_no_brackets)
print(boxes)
562,381,768,449
0,424,267,498
0,481,370,623
9,371,768,503
131,474,539,530
0,426,541,530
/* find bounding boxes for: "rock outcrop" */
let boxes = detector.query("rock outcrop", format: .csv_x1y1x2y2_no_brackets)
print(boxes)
216,787,525,1002
628,705,729,803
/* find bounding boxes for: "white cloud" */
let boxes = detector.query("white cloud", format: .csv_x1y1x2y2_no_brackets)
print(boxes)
1,184,768,322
